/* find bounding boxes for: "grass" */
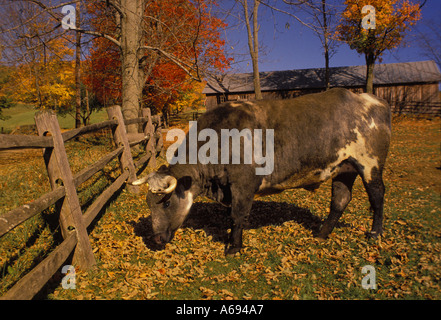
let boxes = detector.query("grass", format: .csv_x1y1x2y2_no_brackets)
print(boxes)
0,103,108,132
0,134,117,295
0,115,440,300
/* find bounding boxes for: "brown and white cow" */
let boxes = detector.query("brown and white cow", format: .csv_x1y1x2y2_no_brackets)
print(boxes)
132,88,391,255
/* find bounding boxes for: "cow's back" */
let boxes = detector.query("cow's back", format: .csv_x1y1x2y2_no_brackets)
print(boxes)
198,88,391,193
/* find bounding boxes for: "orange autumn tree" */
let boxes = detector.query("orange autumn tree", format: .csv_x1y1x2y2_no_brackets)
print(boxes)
82,1,122,106
83,34,121,107
336,0,422,93
85,0,230,123
141,0,230,123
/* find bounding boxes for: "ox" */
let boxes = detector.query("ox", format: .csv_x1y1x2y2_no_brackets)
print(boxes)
132,88,391,255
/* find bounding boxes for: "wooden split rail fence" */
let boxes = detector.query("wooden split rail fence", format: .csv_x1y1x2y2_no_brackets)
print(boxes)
0,106,163,300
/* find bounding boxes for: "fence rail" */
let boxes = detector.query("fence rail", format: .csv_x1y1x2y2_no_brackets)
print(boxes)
0,105,163,300
390,100,441,115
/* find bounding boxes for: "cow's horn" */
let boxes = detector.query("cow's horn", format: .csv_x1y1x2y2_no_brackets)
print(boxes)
158,175,177,194
131,176,149,186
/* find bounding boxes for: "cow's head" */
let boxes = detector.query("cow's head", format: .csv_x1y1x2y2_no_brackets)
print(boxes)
131,165,194,246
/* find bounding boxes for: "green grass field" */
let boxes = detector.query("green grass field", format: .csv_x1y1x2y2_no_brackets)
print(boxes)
0,103,108,132
0,115,440,300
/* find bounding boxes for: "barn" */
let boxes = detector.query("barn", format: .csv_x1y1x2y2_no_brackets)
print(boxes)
203,60,441,115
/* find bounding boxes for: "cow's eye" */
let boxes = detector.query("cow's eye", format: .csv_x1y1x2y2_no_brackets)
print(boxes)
163,200,171,208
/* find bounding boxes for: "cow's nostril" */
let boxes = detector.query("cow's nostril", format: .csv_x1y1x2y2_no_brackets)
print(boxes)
153,234,164,244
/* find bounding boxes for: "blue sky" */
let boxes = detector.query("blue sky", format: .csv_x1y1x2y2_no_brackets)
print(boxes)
220,0,441,73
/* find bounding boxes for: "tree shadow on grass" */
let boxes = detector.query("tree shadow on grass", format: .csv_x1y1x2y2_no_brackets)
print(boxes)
131,200,329,251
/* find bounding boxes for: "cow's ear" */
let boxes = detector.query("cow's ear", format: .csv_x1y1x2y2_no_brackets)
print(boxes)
176,176,192,199
179,176,192,190
157,165,169,173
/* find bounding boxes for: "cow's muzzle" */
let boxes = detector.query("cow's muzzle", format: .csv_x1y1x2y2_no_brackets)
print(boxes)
152,229,174,245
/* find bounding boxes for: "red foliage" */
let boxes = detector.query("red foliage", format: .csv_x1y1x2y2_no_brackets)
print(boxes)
83,0,230,109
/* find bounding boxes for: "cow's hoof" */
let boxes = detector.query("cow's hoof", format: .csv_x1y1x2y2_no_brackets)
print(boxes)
225,246,242,256
314,231,329,241
366,230,382,239
315,236,327,242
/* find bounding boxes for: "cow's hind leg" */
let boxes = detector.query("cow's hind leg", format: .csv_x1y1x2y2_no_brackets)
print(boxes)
225,186,254,256
361,168,385,238
317,170,358,239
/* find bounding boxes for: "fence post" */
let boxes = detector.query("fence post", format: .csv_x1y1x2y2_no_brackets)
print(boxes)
154,115,164,157
141,108,157,168
107,105,139,194
34,111,96,270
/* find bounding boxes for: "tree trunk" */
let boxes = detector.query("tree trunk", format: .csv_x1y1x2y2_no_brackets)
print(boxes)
162,105,169,128
322,0,330,90
365,52,375,94
74,3,82,128
365,29,376,94
243,0,262,100
120,0,144,134
84,88,90,126
33,62,43,108
324,47,330,90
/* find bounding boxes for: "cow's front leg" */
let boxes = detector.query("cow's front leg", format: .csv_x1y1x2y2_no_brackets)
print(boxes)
225,189,254,256
226,221,244,256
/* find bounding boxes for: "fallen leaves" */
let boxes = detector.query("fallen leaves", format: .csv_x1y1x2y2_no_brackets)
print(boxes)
51,185,441,300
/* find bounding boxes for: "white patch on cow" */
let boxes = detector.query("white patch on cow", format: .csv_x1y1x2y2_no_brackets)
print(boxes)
229,102,242,108
184,191,193,213
317,166,338,181
358,94,382,131
333,128,379,182
368,118,377,129
257,126,380,194
360,93,379,107
174,191,194,227
257,178,271,192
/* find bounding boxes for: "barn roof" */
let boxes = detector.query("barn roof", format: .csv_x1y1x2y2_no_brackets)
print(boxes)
203,60,441,94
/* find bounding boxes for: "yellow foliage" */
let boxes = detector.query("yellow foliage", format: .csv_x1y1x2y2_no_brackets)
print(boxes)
169,80,206,114
336,0,421,59
10,35,75,110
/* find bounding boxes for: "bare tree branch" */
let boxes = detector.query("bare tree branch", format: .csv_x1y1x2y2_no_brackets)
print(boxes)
71,27,121,47
139,45,201,82
105,0,124,17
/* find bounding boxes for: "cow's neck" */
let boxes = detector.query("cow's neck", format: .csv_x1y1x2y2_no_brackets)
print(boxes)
169,164,203,196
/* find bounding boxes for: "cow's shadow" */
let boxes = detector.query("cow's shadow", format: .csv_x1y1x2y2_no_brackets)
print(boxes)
131,200,330,251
